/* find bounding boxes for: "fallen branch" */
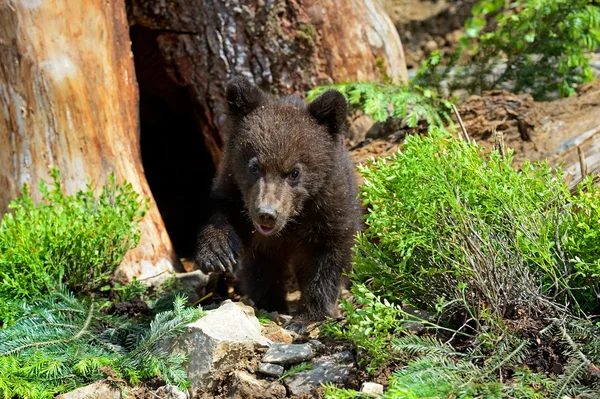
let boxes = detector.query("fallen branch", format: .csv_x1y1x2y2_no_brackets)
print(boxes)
452,104,471,143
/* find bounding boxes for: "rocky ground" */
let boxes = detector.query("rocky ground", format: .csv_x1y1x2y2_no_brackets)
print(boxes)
57,300,377,399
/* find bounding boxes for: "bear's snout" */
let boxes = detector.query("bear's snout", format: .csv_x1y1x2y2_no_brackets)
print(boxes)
257,205,277,228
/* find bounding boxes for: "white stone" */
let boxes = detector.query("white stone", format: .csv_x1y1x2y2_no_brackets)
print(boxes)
258,362,285,377
361,381,384,395
154,385,189,399
166,300,270,396
55,381,120,399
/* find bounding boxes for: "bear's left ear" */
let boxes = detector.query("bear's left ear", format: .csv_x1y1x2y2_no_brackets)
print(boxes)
307,89,347,136
226,76,265,119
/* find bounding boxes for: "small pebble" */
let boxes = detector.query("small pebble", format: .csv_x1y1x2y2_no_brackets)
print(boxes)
308,339,325,352
361,382,384,395
258,362,285,377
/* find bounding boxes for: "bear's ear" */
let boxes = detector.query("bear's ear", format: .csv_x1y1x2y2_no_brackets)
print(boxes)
226,76,265,118
307,89,347,136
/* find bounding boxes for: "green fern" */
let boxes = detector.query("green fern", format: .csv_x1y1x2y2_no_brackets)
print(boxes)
307,83,454,132
0,290,204,398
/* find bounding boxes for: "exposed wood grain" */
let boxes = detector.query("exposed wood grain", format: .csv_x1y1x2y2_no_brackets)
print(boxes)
0,0,178,283
128,0,408,167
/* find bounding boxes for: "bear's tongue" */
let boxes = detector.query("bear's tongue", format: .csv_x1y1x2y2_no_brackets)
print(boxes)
258,224,275,235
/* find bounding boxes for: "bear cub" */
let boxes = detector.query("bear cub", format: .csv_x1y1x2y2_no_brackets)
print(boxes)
194,77,362,333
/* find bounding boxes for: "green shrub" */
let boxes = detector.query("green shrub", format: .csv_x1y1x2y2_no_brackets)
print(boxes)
321,284,405,371
325,131,600,397
353,129,600,315
416,0,600,99
0,169,147,320
0,290,203,398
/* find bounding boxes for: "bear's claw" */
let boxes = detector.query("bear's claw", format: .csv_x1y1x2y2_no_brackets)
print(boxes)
194,226,240,274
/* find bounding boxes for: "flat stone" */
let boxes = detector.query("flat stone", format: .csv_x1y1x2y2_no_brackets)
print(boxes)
225,370,286,399
283,351,355,396
258,362,285,377
361,382,384,395
262,343,315,365
55,381,120,399
165,300,270,396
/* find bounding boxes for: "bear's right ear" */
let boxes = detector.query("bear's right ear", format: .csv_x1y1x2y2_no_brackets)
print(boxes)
226,76,265,118
307,89,347,137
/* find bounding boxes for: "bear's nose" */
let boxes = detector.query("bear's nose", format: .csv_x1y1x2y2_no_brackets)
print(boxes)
257,206,277,227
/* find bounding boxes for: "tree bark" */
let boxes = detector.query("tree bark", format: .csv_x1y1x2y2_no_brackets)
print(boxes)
128,0,408,167
0,0,177,283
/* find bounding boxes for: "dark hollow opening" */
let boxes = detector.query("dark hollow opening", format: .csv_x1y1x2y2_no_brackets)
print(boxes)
130,26,216,261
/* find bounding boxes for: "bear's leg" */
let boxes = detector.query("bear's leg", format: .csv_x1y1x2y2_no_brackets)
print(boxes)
287,249,346,333
238,251,288,313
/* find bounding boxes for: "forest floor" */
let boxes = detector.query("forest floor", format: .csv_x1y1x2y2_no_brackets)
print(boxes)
348,80,600,183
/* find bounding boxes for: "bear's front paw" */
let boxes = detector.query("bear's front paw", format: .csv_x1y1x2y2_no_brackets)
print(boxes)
194,226,240,274
284,316,314,335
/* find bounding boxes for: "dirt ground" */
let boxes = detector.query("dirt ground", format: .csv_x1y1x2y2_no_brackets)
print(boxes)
348,80,600,183
382,0,478,69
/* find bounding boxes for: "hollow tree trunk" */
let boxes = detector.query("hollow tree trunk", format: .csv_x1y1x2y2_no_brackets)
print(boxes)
0,0,177,283
127,0,408,167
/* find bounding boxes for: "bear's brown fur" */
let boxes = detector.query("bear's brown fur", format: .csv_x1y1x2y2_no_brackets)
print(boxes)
194,77,362,333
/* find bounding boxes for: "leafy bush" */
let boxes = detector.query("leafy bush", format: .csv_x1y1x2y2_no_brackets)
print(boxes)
354,129,600,316
325,131,600,397
322,284,405,372
307,82,454,131
0,169,147,321
0,290,203,398
416,0,600,99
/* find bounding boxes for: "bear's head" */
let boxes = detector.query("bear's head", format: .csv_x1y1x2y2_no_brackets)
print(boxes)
224,76,347,236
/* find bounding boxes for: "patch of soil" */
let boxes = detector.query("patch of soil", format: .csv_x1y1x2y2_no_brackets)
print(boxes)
383,0,478,69
105,298,152,318
348,80,600,177
457,90,546,166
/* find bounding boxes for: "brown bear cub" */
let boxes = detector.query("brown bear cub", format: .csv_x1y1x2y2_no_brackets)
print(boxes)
194,77,362,333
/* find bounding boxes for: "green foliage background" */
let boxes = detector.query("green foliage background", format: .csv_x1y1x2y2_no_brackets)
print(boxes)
0,171,204,397
0,169,147,322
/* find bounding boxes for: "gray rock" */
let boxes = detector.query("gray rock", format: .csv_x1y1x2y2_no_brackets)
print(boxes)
225,370,287,399
258,362,285,377
402,304,436,322
55,381,120,399
348,113,375,145
361,382,384,395
308,339,325,352
262,342,315,365
283,351,355,396
165,300,271,396
401,321,425,334
173,270,219,304
154,385,189,399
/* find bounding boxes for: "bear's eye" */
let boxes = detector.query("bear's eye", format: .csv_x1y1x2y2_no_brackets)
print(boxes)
289,168,300,180
248,160,259,174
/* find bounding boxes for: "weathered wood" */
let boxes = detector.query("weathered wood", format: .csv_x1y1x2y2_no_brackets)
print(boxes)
128,0,408,167
0,0,177,283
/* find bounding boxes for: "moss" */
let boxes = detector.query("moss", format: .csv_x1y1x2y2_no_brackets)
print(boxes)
296,23,316,45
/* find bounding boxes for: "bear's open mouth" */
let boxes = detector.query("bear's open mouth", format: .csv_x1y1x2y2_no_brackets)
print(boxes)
257,224,276,235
